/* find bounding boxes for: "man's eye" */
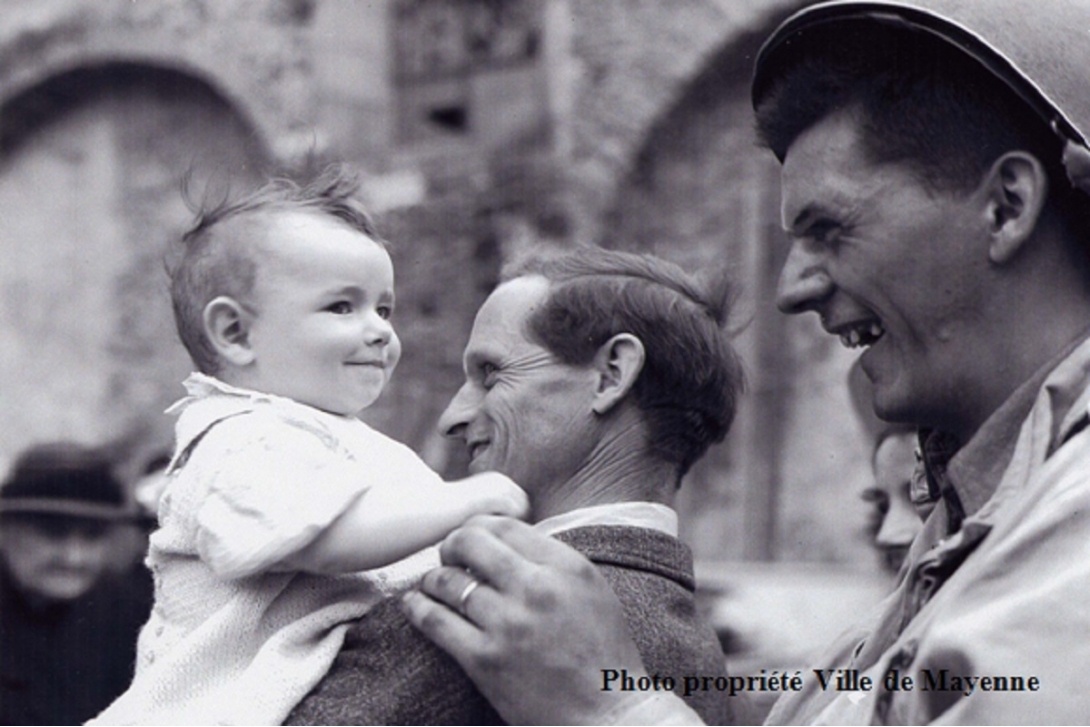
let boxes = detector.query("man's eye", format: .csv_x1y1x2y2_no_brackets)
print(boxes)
481,362,499,387
326,301,353,314
808,220,840,245
861,488,890,514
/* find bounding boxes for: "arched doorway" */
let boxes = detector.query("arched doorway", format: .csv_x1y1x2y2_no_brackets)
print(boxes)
0,63,267,467
603,12,872,567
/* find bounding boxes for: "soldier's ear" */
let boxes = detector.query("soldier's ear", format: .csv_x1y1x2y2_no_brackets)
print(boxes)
982,150,1049,265
591,333,645,415
203,296,256,367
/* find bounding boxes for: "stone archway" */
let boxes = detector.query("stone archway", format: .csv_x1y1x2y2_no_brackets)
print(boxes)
602,8,873,566
0,62,268,467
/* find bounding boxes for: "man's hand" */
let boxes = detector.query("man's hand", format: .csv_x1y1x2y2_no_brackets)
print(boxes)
401,515,650,725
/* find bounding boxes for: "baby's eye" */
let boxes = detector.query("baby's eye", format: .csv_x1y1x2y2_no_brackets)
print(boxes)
326,301,354,315
376,305,393,320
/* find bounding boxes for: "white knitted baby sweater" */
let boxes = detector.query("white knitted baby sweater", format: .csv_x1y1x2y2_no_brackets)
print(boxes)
90,374,440,725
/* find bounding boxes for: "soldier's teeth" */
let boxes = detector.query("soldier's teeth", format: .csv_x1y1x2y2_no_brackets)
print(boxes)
839,325,882,348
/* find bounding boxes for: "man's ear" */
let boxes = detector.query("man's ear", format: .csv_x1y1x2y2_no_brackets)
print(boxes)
591,333,645,415
203,296,256,367
981,151,1049,265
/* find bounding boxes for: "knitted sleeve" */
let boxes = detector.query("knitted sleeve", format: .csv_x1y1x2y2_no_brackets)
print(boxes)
185,410,381,580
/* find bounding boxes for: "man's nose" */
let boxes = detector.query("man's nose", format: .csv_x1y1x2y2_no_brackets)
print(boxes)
776,242,833,314
437,383,479,438
875,497,922,549
57,531,104,567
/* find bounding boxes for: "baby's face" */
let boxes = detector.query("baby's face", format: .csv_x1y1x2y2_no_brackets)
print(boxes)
243,211,401,415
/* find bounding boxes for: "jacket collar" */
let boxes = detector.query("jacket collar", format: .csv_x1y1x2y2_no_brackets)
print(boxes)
553,525,695,592
921,330,1090,527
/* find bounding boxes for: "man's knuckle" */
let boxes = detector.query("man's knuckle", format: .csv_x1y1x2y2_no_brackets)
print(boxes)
463,513,495,528
570,558,601,584
425,566,460,595
489,515,521,535
413,604,449,637
445,525,483,554
443,528,468,553
502,618,533,644
473,644,505,674
523,578,561,611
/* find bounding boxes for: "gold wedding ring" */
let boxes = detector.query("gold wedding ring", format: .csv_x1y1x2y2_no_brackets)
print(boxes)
457,577,481,617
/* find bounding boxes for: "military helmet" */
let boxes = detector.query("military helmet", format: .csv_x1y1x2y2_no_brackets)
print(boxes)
752,0,1090,194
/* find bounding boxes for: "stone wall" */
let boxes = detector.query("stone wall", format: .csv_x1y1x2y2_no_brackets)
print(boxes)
557,0,875,565
0,0,881,570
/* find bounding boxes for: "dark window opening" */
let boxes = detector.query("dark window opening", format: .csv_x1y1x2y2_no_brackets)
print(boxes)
427,105,468,133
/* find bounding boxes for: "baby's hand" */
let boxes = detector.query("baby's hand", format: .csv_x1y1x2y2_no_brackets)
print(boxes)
463,471,530,520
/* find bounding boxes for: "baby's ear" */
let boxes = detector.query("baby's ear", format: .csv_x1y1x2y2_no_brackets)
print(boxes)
203,296,255,366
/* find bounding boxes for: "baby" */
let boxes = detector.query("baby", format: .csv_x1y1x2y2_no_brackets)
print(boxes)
92,166,527,725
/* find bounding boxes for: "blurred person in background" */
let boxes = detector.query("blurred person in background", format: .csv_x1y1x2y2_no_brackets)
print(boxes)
866,431,921,574
0,442,151,725
849,361,924,576
132,450,172,523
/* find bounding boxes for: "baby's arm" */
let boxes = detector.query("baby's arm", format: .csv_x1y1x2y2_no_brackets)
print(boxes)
285,471,528,574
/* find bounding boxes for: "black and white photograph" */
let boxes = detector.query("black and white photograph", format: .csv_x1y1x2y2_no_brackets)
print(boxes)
1,1,1088,724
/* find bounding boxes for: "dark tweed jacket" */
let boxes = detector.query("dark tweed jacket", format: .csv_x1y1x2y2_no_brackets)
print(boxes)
286,525,734,725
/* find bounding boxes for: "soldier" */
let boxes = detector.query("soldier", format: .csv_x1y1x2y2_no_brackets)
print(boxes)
400,1,1090,724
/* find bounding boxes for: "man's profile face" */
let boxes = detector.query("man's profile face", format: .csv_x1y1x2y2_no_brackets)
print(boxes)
0,515,113,604
438,276,599,502
777,109,989,435
862,431,921,574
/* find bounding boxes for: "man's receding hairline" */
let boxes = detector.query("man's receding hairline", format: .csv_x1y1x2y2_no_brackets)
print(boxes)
497,273,551,298
509,263,713,314
490,274,553,346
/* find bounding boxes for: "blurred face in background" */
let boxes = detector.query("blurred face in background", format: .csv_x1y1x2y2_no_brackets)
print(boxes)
0,514,114,605
862,431,922,574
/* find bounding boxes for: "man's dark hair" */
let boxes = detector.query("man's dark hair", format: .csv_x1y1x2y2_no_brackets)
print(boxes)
167,164,382,374
754,20,1090,240
504,247,744,479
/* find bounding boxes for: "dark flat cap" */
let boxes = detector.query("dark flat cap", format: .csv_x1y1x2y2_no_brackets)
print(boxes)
0,442,135,521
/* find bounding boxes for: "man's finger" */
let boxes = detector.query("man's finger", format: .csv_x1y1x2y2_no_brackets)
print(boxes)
476,515,593,566
440,515,593,584
400,590,486,663
418,566,503,625
437,520,535,591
